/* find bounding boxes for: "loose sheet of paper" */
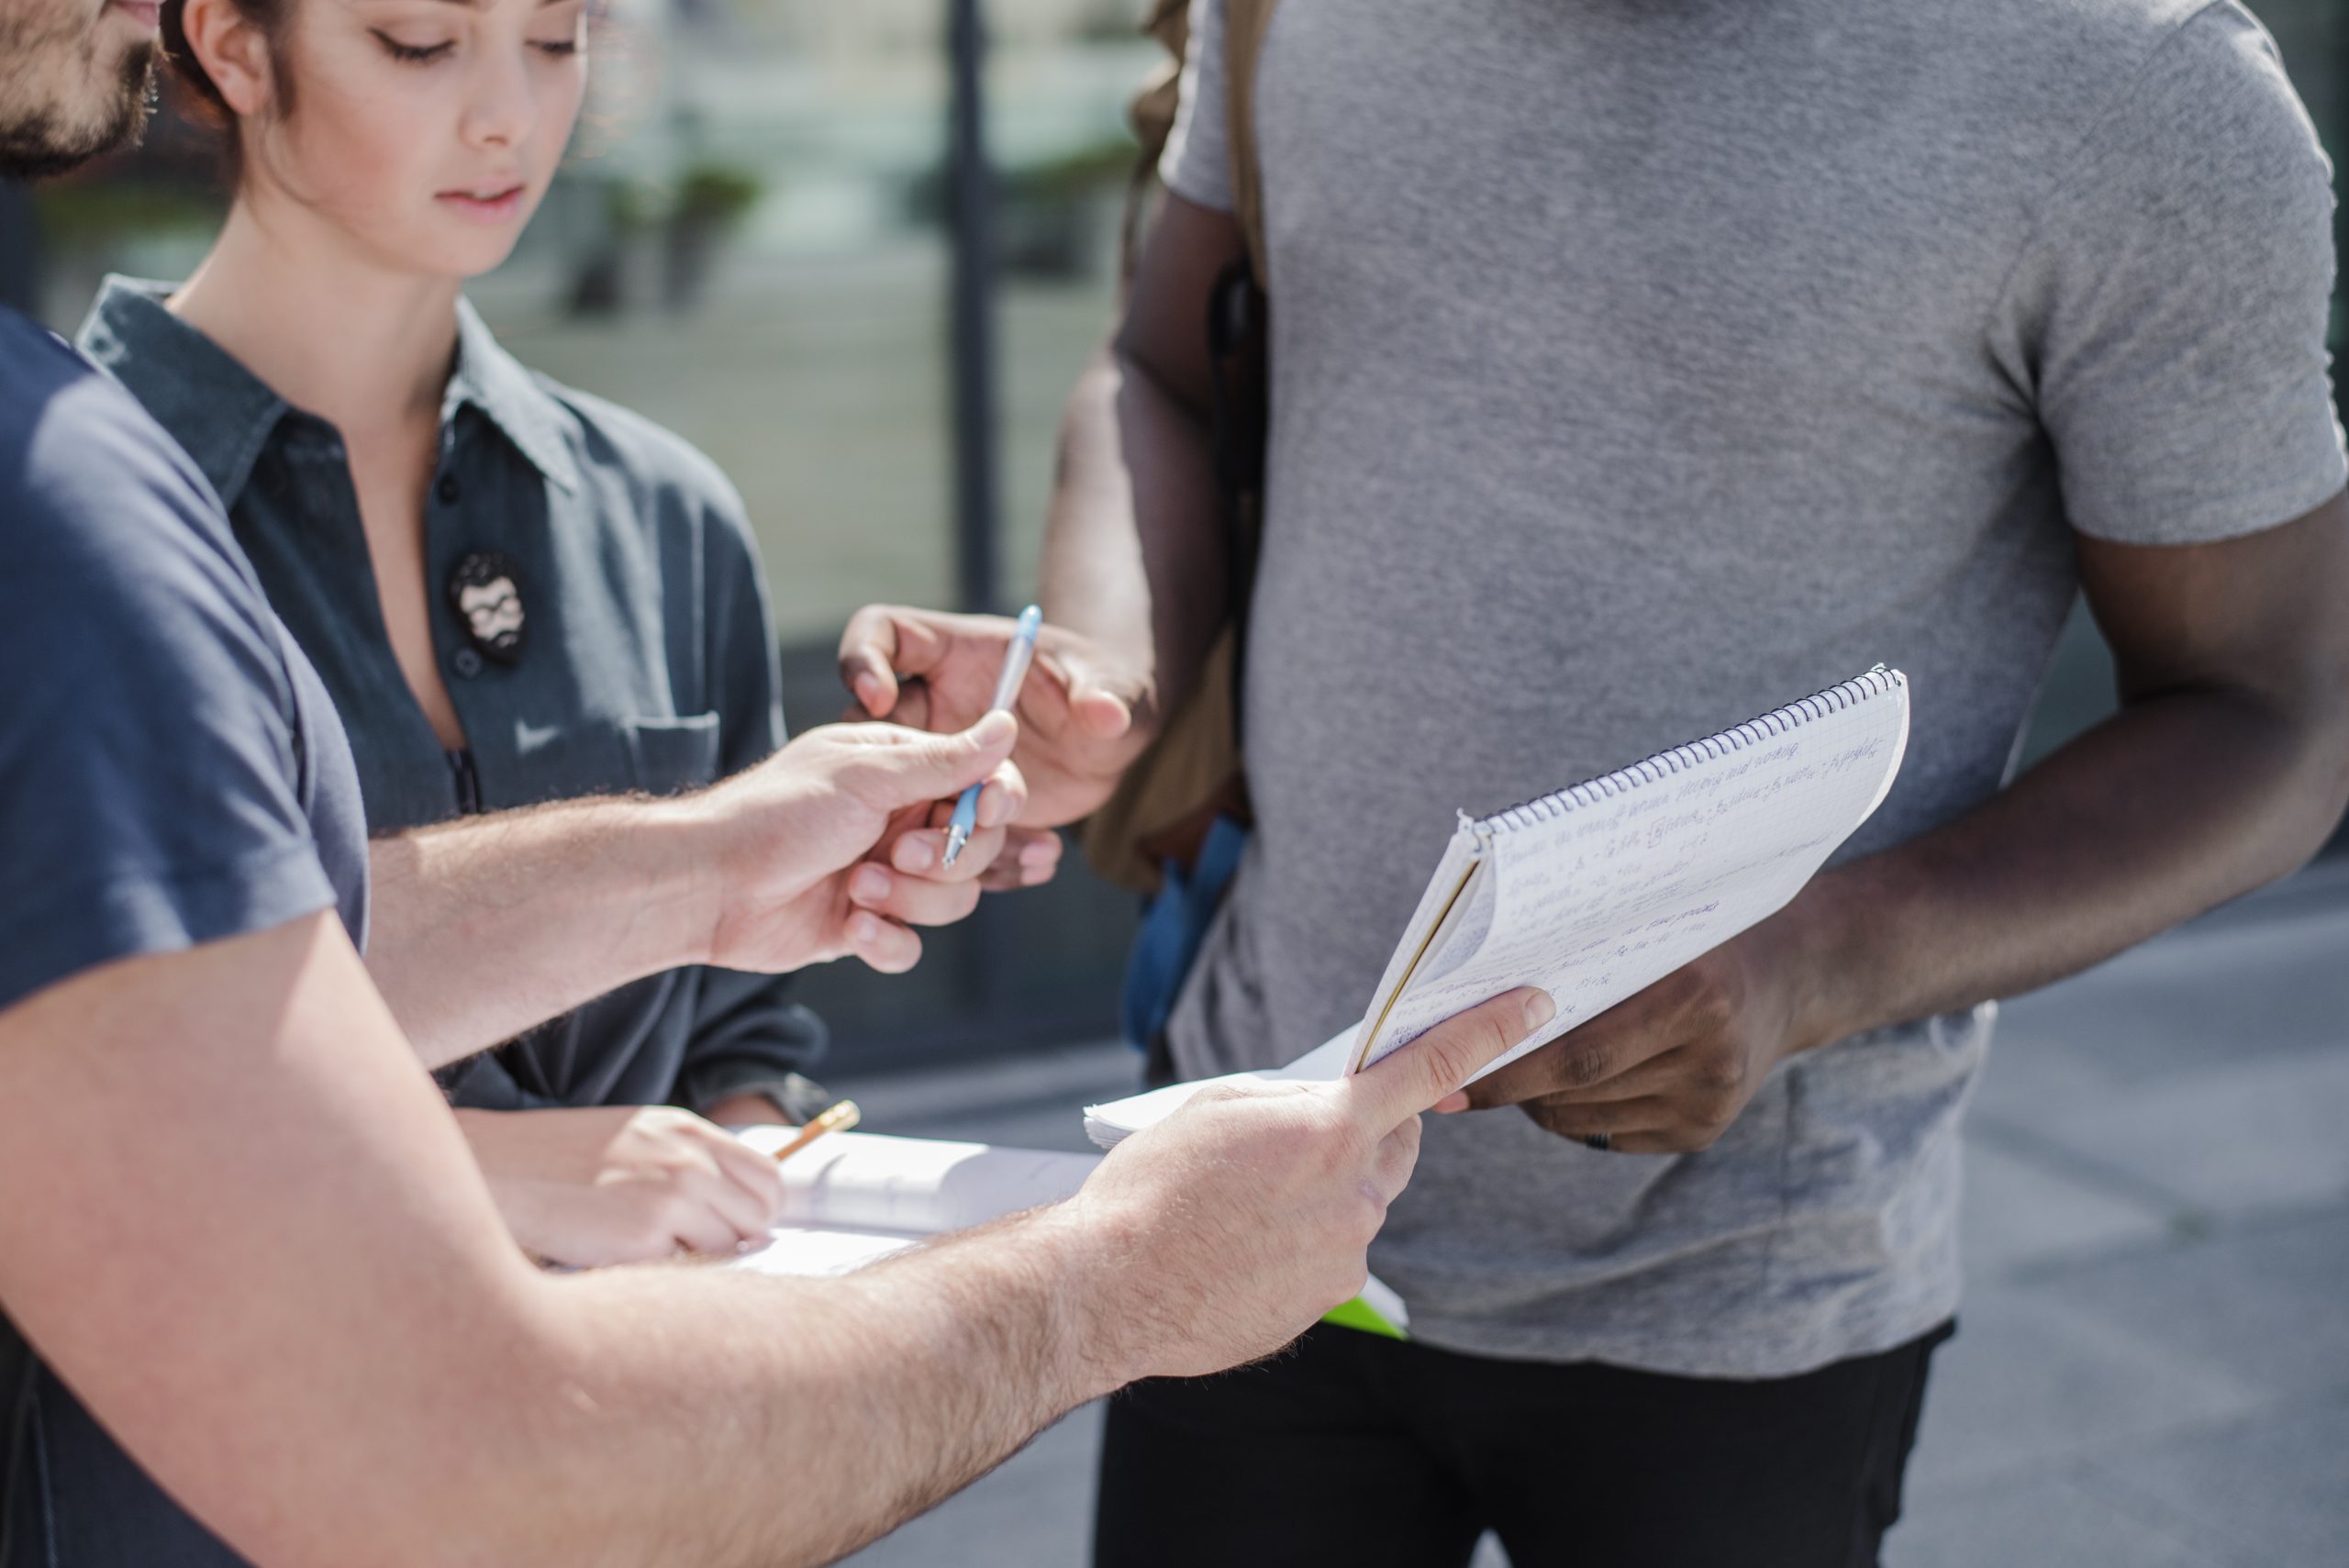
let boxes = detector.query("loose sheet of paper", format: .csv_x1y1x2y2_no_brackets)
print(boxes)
1083,1031,1353,1148
727,1131,1100,1275
1357,684,1909,1081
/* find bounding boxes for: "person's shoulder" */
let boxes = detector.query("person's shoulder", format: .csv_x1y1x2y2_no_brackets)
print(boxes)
0,311,303,824
0,309,255,614
1991,0,2321,164
528,370,770,582
2027,0,2328,218
533,372,751,534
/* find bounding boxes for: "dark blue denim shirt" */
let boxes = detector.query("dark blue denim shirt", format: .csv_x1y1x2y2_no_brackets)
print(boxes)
78,278,825,1117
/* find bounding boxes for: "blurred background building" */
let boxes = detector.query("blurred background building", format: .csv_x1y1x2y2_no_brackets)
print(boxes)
3,0,2343,1069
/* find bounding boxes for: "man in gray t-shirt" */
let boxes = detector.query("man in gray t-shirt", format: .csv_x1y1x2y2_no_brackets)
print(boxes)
844,0,2349,1560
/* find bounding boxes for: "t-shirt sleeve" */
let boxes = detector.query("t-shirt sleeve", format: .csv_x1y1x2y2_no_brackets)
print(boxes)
1997,0,2347,546
1159,0,1237,214
0,372,338,1013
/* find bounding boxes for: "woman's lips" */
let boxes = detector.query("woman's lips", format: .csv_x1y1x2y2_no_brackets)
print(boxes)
436,187,527,224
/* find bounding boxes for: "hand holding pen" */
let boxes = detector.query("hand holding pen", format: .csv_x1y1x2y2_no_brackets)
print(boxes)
942,606,1041,868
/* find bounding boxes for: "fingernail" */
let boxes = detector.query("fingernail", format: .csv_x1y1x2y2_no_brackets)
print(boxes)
896,836,935,872
1523,991,1556,1030
1020,837,1057,865
855,676,884,713
851,866,891,903
852,912,885,944
974,710,1016,745
1433,1092,1469,1114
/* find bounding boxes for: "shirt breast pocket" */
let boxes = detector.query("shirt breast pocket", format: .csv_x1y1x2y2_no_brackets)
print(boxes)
623,711,723,796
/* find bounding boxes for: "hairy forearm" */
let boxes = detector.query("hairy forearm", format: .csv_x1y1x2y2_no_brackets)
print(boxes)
1040,345,1230,728
478,1211,1120,1568
366,795,713,1069
1790,679,2349,1050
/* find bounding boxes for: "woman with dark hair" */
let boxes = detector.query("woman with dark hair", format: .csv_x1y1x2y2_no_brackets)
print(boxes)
78,0,1060,1266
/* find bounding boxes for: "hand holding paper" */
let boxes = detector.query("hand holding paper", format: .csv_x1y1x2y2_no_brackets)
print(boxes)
1086,669,1910,1163
1063,985,1554,1380
1459,913,1815,1152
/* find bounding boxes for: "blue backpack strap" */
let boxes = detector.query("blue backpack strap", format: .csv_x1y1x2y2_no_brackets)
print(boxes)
1119,814,1252,1067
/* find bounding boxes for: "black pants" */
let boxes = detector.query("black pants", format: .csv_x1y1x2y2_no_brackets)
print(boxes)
1094,1320,1953,1568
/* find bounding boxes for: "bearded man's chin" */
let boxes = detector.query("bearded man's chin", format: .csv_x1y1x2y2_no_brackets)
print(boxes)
0,42,159,183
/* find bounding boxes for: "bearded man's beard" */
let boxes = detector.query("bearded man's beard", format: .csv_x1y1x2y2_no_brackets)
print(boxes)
0,39,159,182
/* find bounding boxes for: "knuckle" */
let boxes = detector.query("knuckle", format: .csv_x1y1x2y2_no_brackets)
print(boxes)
1415,1028,1479,1095
1319,1121,1370,1177
1558,1048,1610,1090
1694,1089,1740,1127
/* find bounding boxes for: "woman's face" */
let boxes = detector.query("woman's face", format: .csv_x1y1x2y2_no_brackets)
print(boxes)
250,0,586,277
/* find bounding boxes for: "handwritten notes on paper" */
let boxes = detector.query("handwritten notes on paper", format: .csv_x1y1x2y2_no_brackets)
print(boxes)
1356,677,1910,1083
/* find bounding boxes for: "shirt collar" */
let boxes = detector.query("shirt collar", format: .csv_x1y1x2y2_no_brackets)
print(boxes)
76,278,581,505
76,275,288,510
444,296,581,495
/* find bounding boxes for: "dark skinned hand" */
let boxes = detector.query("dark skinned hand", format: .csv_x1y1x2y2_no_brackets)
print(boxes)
1454,912,1819,1153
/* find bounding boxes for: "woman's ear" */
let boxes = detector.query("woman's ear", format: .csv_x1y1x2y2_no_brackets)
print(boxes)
177,0,276,118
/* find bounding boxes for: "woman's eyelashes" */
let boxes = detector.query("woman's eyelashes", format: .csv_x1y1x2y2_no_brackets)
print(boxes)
366,29,582,64
370,29,453,63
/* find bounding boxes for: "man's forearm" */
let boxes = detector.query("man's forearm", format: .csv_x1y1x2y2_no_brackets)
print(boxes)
497,1210,1123,1568
1040,344,1230,730
1788,678,2349,1052
366,795,713,1069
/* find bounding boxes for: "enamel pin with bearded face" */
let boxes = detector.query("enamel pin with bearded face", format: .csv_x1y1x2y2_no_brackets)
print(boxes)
447,550,528,665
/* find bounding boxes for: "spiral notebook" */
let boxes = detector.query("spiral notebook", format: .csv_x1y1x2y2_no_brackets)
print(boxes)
1085,667,1910,1147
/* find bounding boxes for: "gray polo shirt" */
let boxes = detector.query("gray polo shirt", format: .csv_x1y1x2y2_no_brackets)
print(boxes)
1163,0,2345,1374
79,280,824,1118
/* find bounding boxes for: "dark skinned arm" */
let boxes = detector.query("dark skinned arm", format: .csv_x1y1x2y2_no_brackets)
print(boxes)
1464,493,2349,1151
837,195,1251,828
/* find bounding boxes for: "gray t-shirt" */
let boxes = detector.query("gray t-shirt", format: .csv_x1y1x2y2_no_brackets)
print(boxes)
1163,0,2345,1375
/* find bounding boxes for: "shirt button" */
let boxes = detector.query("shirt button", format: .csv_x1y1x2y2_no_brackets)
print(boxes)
437,474,461,506
451,647,484,679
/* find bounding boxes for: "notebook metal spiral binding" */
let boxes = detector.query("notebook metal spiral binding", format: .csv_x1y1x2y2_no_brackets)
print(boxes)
1477,665,1903,840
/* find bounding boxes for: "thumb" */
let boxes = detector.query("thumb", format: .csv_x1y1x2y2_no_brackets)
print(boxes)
1063,662,1138,740
857,710,1019,807
1341,988,1556,1133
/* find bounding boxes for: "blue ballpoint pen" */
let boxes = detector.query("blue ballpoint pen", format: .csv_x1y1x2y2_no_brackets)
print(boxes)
941,605,1041,868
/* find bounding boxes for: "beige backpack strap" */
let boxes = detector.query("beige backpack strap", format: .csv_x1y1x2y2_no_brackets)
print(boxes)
1222,0,1280,286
